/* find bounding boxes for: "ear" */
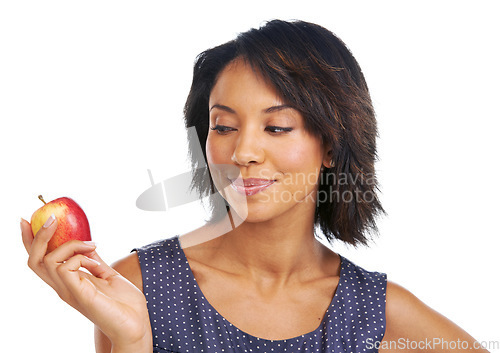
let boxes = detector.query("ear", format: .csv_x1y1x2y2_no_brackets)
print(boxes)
322,146,334,169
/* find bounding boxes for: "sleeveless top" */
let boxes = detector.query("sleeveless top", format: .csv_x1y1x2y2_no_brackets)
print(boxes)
134,236,387,353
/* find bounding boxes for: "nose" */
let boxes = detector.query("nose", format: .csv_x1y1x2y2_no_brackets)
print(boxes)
231,128,264,166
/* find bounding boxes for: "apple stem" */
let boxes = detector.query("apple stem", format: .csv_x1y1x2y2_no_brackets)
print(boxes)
38,195,47,205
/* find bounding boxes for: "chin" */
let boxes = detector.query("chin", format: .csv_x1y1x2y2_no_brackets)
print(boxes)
228,201,290,224
222,185,316,224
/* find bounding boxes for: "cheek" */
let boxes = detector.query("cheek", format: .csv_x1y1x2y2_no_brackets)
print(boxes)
206,135,228,164
206,136,241,182
279,137,323,172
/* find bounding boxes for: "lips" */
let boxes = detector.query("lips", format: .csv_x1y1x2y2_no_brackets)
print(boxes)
229,178,276,196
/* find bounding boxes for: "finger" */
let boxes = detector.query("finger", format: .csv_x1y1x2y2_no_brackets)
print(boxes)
23,220,57,288
56,254,102,303
20,218,34,254
28,214,57,284
28,214,57,265
43,240,98,290
21,218,55,289
81,250,120,281
44,240,97,265
57,254,101,277
75,265,119,302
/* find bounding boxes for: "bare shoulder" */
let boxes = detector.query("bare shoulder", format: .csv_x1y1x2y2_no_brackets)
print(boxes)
380,280,488,352
111,252,143,292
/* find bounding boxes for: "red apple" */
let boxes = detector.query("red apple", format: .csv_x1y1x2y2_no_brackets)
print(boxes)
31,195,92,252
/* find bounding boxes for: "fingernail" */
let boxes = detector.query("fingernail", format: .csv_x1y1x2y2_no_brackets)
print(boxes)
43,214,56,228
20,217,25,230
83,241,96,247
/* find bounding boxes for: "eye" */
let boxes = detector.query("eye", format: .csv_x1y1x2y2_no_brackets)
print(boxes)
210,125,235,135
265,126,293,134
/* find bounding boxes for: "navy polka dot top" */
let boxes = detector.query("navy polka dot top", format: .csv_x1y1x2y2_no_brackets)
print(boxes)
135,236,387,353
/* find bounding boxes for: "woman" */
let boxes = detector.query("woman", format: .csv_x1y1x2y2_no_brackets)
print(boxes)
21,20,488,353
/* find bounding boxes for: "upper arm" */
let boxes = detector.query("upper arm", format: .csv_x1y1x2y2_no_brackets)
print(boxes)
94,252,143,353
380,280,488,352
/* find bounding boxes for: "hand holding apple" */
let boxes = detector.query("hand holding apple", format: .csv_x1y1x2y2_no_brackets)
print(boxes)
21,197,152,351
30,195,91,252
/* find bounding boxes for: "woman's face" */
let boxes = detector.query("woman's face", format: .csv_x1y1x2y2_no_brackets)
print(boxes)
206,58,330,223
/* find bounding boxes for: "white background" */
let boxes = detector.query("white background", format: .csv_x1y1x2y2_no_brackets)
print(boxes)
1,0,499,352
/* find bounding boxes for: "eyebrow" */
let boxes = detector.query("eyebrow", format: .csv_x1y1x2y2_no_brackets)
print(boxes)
264,104,295,113
209,104,295,114
209,104,235,114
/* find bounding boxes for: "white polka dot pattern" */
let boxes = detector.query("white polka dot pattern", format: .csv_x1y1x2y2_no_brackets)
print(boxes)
134,236,387,352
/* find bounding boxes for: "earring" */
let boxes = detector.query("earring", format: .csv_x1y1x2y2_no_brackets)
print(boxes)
329,159,335,168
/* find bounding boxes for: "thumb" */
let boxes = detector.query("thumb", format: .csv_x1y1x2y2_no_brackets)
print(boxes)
29,214,58,258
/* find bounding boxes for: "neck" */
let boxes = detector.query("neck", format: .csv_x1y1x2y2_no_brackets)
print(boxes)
179,187,337,291
214,200,327,286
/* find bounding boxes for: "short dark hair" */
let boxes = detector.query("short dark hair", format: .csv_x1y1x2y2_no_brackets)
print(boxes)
184,19,385,247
